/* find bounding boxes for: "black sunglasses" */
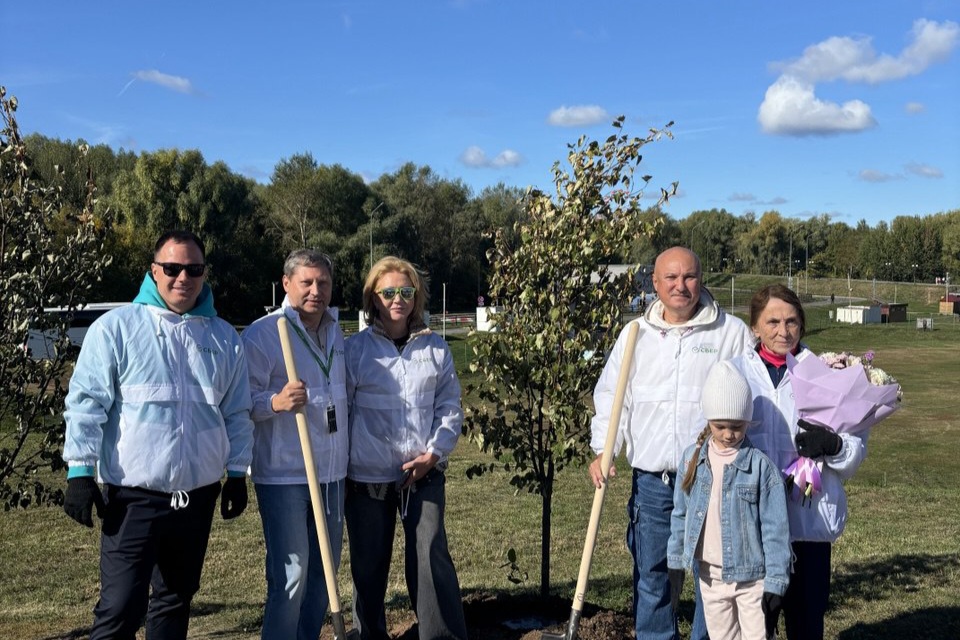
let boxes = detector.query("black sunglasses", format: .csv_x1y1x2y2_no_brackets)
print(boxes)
154,262,206,278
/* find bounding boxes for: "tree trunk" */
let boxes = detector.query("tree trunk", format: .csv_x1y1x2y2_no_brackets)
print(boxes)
539,457,555,598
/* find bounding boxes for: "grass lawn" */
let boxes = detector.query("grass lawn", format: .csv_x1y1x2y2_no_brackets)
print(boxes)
1,315,958,639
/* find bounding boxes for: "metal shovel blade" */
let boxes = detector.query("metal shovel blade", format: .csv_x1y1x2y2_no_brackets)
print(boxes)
540,608,581,640
332,612,360,639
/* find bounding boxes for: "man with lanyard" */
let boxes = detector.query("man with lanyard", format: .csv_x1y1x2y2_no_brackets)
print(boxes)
62,230,254,640
241,249,348,640
588,246,754,640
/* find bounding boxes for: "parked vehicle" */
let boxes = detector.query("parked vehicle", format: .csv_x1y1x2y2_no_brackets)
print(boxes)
24,303,127,360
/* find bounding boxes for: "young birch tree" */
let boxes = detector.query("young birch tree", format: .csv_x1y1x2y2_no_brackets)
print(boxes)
465,117,676,597
0,88,112,508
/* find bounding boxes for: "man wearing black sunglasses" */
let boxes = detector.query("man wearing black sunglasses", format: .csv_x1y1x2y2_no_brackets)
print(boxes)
151,243,207,314
62,230,254,640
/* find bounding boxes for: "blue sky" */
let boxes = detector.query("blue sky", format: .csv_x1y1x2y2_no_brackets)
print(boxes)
2,1,958,226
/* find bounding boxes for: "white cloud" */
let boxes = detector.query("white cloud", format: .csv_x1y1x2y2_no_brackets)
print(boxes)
758,19,958,136
728,193,788,205
547,105,609,127
239,165,269,182
459,146,522,169
776,19,959,84
758,76,876,135
905,102,925,113
64,113,131,147
490,150,522,168
131,69,197,95
858,169,902,183
460,146,488,168
905,162,943,178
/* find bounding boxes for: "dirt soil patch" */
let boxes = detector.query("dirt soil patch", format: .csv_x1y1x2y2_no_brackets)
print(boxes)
321,592,635,639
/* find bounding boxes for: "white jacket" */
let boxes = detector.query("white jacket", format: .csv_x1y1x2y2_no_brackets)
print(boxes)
345,326,462,483
241,300,349,485
64,279,254,492
728,349,867,543
590,292,753,473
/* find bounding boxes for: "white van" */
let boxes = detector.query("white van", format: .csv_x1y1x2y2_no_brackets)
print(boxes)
25,302,127,360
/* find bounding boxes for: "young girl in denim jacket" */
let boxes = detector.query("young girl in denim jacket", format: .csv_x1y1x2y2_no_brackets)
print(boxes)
667,361,791,640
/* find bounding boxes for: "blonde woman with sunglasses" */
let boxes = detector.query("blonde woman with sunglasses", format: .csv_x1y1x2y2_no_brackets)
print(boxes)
344,256,467,640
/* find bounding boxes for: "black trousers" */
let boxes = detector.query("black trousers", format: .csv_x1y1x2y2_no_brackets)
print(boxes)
90,482,220,640
783,540,832,640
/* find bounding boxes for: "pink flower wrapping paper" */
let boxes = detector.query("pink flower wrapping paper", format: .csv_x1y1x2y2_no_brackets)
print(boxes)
786,352,901,436
782,351,901,504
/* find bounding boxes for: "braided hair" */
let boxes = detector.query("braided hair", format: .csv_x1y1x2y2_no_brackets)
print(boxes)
680,425,712,494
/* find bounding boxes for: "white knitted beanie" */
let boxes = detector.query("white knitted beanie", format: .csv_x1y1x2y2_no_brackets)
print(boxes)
701,361,754,423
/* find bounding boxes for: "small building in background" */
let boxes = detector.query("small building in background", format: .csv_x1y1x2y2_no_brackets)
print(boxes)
879,302,908,323
475,306,499,332
836,304,882,325
938,293,960,315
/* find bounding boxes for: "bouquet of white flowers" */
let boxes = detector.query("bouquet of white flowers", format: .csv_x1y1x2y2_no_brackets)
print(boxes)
818,350,902,393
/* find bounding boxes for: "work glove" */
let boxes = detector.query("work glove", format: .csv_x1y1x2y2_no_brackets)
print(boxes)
63,476,104,527
762,591,783,638
668,568,685,613
795,419,842,458
220,476,248,520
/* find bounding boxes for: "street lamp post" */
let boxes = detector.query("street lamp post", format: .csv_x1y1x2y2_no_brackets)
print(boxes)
368,202,385,269
787,234,793,289
689,218,707,259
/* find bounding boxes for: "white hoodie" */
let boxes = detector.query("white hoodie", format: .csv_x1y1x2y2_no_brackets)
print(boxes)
590,291,753,473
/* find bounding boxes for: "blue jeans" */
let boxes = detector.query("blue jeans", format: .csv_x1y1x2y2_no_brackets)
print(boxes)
255,481,345,640
628,469,708,640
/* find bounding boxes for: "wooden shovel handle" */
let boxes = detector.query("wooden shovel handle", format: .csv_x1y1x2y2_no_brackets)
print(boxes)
277,317,345,615
572,321,640,613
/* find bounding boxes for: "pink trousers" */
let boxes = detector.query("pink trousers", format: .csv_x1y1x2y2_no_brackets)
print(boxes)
698,561,769,640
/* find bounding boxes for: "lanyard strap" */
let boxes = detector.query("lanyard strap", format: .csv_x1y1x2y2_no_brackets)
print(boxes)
288,319,335,379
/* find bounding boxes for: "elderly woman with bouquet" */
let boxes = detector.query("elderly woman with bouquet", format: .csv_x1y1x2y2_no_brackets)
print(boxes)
726,284,899,640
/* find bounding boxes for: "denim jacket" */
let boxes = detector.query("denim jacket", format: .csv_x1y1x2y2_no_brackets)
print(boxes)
667,436,791,596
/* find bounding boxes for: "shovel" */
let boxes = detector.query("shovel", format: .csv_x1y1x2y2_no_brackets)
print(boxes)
542,321,640,640
278,317,360,640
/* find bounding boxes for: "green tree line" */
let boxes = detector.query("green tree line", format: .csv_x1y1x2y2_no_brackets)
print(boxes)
22,133,960,324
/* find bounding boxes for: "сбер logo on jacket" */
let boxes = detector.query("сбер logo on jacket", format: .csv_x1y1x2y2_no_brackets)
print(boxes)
196,345,223,356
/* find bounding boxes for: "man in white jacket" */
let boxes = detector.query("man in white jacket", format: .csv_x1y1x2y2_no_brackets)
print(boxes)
588,247,754,640
63,230,254,640
240,249,349,640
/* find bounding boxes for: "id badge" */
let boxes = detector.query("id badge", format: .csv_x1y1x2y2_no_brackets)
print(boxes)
326,403,337,433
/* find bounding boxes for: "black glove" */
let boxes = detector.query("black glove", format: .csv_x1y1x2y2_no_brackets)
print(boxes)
668,568,685,613
220,476,248,520
63,477,104,527
762,591,783,638
795,419,842,458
